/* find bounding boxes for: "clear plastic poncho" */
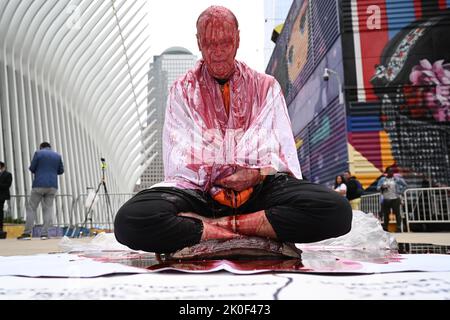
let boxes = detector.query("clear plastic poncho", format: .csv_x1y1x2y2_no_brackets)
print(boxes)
153,60,302,193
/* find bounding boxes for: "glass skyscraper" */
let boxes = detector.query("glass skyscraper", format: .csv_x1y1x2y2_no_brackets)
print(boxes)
138,47,197,190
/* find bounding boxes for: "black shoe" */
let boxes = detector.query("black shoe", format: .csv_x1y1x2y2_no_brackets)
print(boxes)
17,233,31,240
40,235,48,240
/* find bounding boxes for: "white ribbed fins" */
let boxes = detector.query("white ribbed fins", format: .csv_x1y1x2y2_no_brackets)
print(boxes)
0,0,156,218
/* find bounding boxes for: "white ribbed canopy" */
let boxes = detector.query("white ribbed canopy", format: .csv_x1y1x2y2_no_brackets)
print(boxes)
0,0,155,204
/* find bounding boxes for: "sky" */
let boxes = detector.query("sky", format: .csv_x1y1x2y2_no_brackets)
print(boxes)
146,0,266,72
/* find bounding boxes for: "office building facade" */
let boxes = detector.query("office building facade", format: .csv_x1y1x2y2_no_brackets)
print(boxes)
138,47,197,190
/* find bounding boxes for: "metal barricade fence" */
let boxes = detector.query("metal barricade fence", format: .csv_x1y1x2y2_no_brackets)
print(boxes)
7,194,75,227
399,243,450,254
360,193,382,219
6,188,450,234
404,187,450,232
70,193,135,230
5,195,28,222
5,193,135,233
54,195,75,227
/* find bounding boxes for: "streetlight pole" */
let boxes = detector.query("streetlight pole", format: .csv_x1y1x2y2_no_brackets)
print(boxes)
323,67,352,173
323,68,344,105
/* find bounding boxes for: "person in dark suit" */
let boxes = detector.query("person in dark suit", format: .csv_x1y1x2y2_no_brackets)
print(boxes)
0,161,13,233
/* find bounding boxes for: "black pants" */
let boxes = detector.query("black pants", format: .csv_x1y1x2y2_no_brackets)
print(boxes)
114,174,353,253
382,198,402,230
0,199,4,230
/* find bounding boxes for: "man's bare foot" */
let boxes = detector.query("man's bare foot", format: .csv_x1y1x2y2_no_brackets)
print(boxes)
178,212,234,229
201,223,240,241
235,211,277,239
178,211,277,239
178,212,240,240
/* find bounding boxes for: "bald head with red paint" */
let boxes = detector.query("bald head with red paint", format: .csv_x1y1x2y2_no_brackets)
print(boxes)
196,6,240,80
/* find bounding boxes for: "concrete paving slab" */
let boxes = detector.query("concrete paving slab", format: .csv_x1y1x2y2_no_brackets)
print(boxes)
0,238,92,256
394,233,450,246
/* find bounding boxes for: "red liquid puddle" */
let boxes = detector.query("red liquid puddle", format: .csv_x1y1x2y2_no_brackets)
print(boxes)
72,248,408,273
147,258,308,273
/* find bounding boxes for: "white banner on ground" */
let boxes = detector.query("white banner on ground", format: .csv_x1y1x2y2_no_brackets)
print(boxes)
0,272,449,300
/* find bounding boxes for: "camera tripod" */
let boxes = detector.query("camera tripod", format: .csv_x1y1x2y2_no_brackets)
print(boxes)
79,158,114,237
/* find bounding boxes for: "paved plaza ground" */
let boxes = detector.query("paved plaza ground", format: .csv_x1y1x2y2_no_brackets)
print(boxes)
1,232,449,256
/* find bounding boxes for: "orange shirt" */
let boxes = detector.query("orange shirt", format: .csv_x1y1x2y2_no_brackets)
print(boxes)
213,81,254,208
220,82,230,116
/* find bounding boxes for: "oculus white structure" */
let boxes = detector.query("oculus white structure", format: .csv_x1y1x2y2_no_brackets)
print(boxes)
0,0,156,221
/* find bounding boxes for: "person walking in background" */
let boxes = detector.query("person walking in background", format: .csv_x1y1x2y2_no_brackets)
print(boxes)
377,167,408,232
344,171,364,210
18,142,64,240
333,175,347,197
0,161,13,236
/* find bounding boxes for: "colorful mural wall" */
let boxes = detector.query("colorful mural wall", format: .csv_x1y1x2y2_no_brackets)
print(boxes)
297,98,348,188
343,0,450,188
267,0,345,187
267,0,340,105
268,0,450,189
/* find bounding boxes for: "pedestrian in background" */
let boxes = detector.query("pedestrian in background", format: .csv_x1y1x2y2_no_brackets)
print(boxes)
0,161,13,237
344,171,364,210
377,167,408,232
334,175,347,197
18,142,64,240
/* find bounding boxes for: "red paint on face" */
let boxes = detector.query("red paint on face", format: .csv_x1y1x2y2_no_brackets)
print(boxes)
197,8,240,80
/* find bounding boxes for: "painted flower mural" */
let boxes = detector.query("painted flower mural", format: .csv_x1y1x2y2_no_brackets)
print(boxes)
370,11,450,187
409,59,450,122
